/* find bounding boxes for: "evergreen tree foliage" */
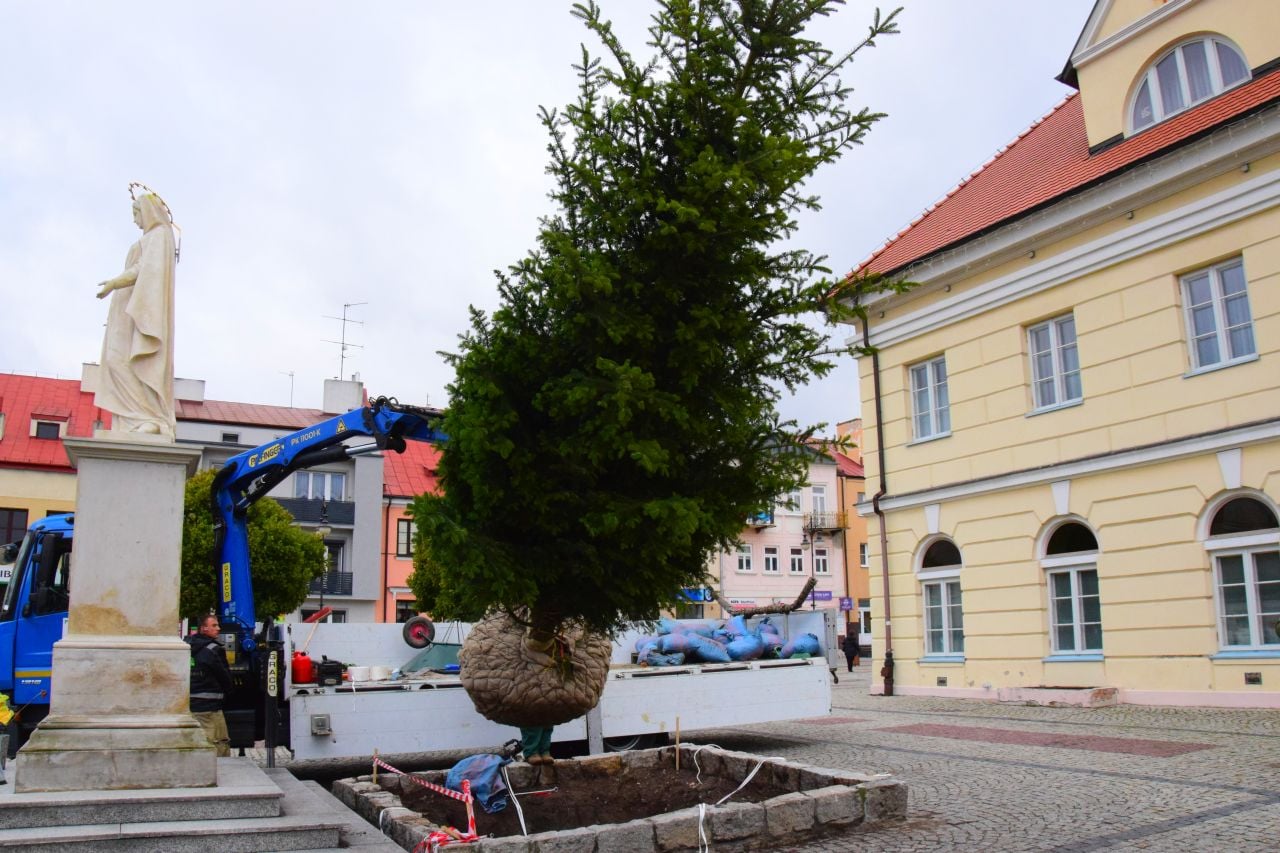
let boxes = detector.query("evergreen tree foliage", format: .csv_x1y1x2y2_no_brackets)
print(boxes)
411,0,900,636
180,468,327,620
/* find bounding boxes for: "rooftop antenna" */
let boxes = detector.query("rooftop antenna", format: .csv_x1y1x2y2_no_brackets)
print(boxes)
323,302,366,381
280,371,295,407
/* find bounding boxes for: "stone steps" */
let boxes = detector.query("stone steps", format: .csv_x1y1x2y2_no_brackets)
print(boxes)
0,758,359,852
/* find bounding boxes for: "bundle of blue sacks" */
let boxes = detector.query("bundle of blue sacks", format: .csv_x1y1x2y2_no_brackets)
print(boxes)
633,615,822,666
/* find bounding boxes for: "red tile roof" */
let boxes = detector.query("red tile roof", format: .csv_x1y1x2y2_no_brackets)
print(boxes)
856,68,1280,276
833,450,864,479
175,398,330,429
383,438,442,499
0,374,110,473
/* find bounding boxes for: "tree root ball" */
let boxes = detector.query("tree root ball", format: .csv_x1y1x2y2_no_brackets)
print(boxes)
459,610,612,727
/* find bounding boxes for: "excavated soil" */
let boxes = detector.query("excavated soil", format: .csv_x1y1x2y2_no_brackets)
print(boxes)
397,762,792,838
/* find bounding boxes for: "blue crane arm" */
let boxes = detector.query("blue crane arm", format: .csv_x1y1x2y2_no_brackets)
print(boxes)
208,396,445,650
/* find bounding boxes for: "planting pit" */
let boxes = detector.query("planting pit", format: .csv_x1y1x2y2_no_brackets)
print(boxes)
333,744,906,852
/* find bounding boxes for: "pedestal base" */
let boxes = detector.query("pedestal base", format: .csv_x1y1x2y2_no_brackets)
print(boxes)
15,716,215,793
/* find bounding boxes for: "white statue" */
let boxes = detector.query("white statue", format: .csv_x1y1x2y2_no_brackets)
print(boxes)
95,185,178,439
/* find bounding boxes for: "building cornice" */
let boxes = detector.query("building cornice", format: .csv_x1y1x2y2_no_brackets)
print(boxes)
862,419,1280,515
1070,0,1197,73
847,107,1280,351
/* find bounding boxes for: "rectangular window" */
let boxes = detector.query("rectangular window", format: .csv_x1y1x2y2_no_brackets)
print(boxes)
779,488,802,513
735,544,753,573
396,519,416,558
909,356,950,440
33,421,61,440
1028,313,1082,410
1048,567,1102,653
295,471,347,500
1215,549,1280,648
1182,258,1255,370
763,547,779,574
220,432,240,444
859,543,869,568
811,485,827,514
813,548,829,574
789,547,805,574
923,579,964,655
0,508,29,544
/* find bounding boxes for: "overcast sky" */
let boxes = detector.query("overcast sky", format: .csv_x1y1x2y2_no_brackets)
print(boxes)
1,0,1093,433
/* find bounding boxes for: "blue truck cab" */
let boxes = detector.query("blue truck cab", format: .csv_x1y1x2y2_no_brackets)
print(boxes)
0,513,73,749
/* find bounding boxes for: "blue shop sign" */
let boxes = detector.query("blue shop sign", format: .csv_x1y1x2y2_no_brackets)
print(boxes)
680,587,714,603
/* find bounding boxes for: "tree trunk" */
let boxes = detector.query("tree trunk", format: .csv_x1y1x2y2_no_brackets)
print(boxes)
710,576,816,617
459,608,612,728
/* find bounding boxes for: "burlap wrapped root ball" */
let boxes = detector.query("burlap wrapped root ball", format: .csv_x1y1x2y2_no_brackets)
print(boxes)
459,609,612,727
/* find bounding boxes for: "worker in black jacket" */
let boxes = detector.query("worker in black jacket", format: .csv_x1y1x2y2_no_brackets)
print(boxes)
186,613,233,756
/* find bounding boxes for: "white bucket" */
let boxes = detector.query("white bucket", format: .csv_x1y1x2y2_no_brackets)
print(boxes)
348,665,371,682
371,665,393,681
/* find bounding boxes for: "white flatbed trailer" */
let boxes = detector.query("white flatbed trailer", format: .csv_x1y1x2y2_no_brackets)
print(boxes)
281,613,835,762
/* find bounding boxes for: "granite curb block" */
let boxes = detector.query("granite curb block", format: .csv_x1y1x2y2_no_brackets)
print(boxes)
331,744,906,851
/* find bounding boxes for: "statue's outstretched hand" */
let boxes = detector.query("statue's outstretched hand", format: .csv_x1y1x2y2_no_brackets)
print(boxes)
96,280,116,299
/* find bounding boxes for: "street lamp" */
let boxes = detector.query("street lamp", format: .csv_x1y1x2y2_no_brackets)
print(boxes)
800,532,815,610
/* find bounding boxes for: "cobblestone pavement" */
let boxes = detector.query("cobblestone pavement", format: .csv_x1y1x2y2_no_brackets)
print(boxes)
682,666,1280,852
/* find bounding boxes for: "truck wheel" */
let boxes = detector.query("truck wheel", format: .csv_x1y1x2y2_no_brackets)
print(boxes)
402,616,436,649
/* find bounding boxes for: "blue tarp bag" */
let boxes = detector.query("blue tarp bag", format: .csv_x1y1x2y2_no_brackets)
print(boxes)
446,754,510,814
643,649,686,667
634,635,660,652
725,615,750,637
657,617,683,635
725,634,765,661
780,632,822,658
687,633,731,663
659,633,693,653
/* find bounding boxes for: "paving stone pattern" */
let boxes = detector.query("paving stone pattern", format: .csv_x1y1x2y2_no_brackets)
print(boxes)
686,666,1280,852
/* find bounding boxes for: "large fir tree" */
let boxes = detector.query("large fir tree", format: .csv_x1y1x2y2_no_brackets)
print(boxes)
412,0,899,640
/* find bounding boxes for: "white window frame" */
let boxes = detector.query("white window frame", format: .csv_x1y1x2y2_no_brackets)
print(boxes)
396,518,416,558
762,546,779,574
908,355,950,441
1044,555,1102,654
1028,313,1082,412
1207,532,1280,650
813,548,829,575
295,471,347,501
859,542,869,568
788,547,805,574
1181,257,1256,373
1129,36,1251,133
778,488,802,514
811,485,827,514
735,543,753,573
922,577,964,656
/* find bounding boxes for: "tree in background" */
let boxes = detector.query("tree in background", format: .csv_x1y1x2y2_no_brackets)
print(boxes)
180,468,327,620
410,0,900,724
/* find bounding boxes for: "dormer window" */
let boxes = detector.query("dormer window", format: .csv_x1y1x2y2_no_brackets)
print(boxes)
1130,36,1250,133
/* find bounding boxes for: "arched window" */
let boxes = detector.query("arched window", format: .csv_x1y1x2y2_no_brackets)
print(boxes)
1205,496,1279,650
1131,36,1250,133
917,538,964,658
1041,521,1102,655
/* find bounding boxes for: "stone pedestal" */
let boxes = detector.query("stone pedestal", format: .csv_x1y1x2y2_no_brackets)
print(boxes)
15,435,215,793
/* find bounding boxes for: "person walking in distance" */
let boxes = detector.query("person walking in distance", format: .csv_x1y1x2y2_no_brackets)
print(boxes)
841,629,860,672
187,613,232,756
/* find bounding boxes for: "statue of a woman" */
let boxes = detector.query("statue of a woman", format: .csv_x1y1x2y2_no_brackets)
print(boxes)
95,189,177,439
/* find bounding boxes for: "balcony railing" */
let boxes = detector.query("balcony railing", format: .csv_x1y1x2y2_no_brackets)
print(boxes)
309,571,353,597
279,498,355,526
803,511,847,532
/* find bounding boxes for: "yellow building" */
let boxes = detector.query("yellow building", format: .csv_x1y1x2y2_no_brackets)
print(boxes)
848,0,1279,707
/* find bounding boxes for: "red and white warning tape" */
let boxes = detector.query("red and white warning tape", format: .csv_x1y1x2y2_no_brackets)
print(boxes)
374,756,478,849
